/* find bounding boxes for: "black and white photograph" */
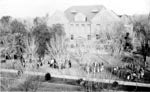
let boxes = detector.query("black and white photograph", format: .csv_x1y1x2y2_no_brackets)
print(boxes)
0,0,150,91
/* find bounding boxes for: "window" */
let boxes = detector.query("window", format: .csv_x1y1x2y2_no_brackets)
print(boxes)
106,33,111,40
96,34,100,40
71,35,74,40
85,17,88,21
87,24,91,34
87,35,91,40
70,24,74,32
96,24,101,32
91,9,99,13
74,13,87,22
71,10,77,14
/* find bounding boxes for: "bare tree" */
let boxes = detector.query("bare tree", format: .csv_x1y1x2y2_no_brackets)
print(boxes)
46,24,67,67
73,39,89,64
24,36,38,63
96,21,126,57
47,35,68,68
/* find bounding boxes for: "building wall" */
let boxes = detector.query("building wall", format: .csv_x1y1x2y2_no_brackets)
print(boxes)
68,23,91,39
49,9,121,40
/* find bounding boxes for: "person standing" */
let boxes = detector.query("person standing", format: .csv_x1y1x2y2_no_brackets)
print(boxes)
100,63,104,72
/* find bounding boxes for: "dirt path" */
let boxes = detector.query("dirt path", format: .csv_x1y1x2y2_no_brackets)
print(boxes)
1,68,150,88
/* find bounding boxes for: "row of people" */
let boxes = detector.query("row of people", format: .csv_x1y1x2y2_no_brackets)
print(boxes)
84,62,104,74
47,58,72,69
17,58,72,76
19,58,72,70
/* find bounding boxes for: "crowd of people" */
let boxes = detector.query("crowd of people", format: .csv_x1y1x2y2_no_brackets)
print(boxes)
0,52,73,76
111,63,145,81
84,62,104,74
17,58,72,76
46,58,72,69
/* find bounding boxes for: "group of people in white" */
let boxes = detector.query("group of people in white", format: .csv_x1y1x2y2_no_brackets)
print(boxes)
36,58,72,69
17,58,72,76
84,62,104,74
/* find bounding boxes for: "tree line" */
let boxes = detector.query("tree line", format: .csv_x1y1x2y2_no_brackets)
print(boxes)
0,16,66,65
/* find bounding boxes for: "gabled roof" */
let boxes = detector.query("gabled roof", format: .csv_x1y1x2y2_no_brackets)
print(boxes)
64,5,106,22
91,9,120,24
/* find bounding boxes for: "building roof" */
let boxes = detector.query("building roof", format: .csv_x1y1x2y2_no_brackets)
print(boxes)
64,5,106,22
91,8,120,24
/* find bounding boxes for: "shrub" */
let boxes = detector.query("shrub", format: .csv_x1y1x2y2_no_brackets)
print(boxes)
112,81,119,88
45,73,51,81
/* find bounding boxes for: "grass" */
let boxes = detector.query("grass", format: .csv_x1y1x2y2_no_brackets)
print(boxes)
40,59,120,80
1,75,43,91
38,82,84,91
0,51,121,80
0,71,139,91
0,45,128,91
0,76,19,91
0,60,23,70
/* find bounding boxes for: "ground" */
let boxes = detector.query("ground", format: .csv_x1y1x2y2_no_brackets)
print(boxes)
0,52,123,91
1,48,150,91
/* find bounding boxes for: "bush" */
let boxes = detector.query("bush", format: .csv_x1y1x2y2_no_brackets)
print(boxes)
112,81,119,88
45,73,51,81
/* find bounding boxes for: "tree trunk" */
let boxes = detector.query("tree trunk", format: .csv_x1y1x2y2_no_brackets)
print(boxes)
143,54,146,62
144,40,148,62
142,39,148,62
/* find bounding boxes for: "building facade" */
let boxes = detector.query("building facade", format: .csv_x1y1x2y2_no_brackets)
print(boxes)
47,5,122,40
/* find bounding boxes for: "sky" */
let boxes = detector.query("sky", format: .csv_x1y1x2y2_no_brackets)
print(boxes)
0,0,149,18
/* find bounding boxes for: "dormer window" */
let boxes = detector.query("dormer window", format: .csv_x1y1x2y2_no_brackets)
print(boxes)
74,13,87,22
87,35,91,40
71,10,77,14
92,9,99,13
